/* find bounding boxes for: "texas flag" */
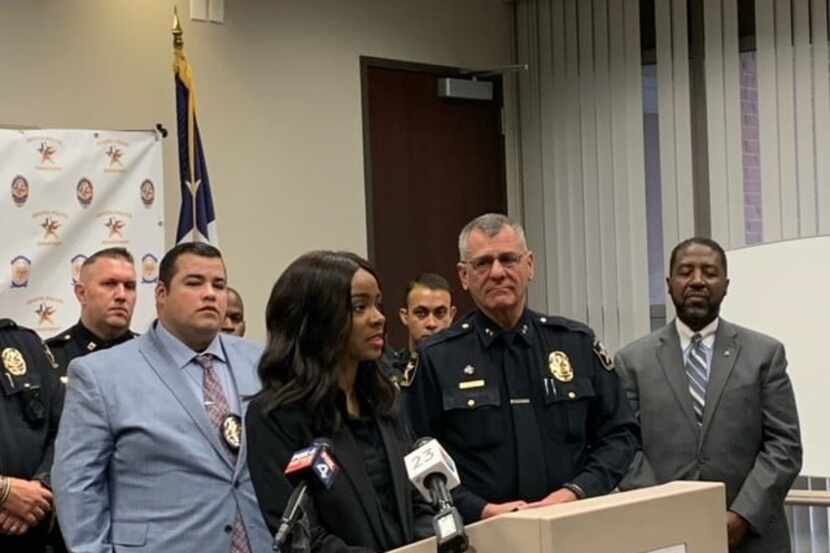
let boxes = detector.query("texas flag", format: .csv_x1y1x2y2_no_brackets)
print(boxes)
173,19,218,245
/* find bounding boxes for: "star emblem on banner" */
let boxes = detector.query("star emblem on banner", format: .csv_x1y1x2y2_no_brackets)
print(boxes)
35,304,56,326
38,142,56,164
106,146,124,167
105,217,125,238
41,217,61,239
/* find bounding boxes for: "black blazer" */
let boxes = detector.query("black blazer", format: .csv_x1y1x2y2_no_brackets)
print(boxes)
245,395,434,553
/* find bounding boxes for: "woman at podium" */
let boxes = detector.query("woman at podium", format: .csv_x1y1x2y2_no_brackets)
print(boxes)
246,251,434,552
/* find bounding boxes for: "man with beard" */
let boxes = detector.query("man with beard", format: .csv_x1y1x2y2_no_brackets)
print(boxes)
615,237,802,553
47,248,138,379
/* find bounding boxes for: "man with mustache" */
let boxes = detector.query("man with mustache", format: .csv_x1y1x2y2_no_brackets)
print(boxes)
47,248,138,379
405,213,638,523
615,237,802,553
53,242,271,553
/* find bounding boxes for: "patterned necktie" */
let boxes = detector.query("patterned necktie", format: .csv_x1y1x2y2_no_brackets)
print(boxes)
685,334,708,426
195,354,251,553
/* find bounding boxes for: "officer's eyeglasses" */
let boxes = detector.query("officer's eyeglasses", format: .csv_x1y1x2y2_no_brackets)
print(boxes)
463,252,527,274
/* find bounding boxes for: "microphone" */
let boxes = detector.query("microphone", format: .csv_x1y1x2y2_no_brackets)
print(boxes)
405,437,461,509
405,437,468,553
273,438,338,552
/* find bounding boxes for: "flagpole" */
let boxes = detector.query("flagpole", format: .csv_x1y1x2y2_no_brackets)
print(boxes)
172,7,198,242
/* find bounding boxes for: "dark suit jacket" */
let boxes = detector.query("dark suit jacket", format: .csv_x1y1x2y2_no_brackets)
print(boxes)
245,396,434,553
615,319,802,553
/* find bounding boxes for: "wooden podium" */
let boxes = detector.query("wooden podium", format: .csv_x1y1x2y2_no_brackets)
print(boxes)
390,481,728,553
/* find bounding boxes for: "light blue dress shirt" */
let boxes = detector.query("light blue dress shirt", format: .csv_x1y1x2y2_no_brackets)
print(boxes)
154,321,242,415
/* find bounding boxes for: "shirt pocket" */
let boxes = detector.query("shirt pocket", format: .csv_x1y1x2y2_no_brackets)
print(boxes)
441,386,503,449
542,377,596,443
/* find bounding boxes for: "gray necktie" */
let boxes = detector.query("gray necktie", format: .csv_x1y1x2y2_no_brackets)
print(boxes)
685,334,708,426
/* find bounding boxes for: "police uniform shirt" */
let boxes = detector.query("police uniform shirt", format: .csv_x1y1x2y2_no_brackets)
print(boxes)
0,319,64,551
403,309,639,523
45,320,136,379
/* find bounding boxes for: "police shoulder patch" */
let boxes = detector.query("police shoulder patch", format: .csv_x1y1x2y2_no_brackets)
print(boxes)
399,353,420,388
592,338,615,370
43,344,59,370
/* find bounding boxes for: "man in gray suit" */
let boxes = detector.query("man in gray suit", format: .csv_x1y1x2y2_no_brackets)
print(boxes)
53,242,271,553
616,237,802,553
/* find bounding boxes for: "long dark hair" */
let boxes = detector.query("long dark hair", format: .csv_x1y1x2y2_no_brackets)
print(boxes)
258,250,398,434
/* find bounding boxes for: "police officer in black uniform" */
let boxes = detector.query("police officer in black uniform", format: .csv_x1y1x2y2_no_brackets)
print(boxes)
0,318,64,552
404,214,639,523
382,273,457,387
46,247,138,378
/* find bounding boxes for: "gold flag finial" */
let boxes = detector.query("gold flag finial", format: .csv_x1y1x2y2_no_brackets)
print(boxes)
172,6,183,50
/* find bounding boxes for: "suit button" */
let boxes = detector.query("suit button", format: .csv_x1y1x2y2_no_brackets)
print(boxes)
224,525,233,533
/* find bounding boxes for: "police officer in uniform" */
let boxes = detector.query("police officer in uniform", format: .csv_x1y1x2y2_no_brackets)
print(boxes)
46,247,138,378
383,273,457,386
404,213,639,523
0,318,64,552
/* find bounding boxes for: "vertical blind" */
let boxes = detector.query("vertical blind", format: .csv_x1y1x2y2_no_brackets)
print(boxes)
516,0,650,351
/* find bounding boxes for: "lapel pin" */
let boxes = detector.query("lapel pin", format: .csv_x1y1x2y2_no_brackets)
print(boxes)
724,350,731,357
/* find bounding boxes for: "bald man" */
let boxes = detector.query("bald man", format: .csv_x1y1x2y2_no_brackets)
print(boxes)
222,287,246,337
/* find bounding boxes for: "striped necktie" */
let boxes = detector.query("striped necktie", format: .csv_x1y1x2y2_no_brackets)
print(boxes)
685,334,708,426
195,354,251,553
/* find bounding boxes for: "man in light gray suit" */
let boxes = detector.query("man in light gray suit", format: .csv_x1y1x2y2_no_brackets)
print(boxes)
616,237,802,553
53,242,272,553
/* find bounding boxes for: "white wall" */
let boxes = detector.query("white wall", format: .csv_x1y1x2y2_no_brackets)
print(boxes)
0,0,516,341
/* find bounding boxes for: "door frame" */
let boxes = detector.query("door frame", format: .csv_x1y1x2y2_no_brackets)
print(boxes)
359,56,504,263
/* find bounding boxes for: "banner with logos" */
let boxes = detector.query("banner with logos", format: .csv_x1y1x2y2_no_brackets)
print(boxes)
0,128,164,337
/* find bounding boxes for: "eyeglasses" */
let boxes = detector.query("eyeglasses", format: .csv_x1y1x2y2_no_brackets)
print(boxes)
463,252,527,274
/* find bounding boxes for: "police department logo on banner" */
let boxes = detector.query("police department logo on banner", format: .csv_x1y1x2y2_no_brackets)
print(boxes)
71,254,88,285
27,136,63,171
34,211,68,246
140,179,155,207
10,256,32,288
141,253,159,284
27,297,63,331
11,175,29,207
2,128,164,338
106,146,124,168
77,178,94,207
99,138,129,173
98,211,132,244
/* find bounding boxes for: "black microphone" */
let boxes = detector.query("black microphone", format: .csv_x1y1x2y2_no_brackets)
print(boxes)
405,437,469,553
273,438,338,552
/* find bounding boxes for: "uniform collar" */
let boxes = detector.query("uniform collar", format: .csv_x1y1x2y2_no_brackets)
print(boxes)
473,309,535,349
74,320,134,353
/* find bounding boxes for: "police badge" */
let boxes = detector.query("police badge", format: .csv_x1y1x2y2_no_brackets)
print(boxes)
222,414,242,452
2,347,27,376
548,351,574,382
